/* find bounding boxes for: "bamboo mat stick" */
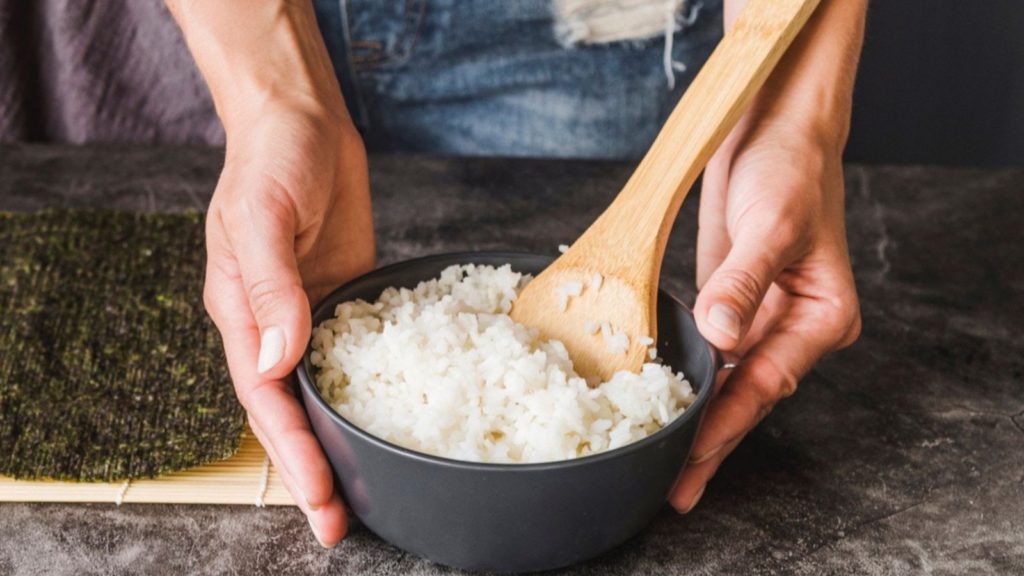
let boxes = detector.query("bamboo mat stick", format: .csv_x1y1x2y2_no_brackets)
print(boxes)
0,431,294,506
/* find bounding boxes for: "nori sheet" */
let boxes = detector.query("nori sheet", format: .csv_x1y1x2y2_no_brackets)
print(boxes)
0,210,244,481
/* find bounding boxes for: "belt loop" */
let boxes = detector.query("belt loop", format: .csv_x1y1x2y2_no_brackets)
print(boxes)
313,0,370,130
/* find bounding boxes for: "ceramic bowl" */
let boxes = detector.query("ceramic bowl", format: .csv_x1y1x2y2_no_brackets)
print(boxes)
297,252,717,573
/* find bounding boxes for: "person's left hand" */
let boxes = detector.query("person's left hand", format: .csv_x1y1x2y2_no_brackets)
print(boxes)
669,112,862,513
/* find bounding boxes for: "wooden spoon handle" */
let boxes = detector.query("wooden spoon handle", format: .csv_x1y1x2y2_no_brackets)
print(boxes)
569,0,822,282
510,0,823,381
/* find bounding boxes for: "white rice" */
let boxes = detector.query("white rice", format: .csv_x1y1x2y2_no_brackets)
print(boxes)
599,321,630,355
558,280,584,297
311,264,694,464
555,280,584,312
604,330,630,355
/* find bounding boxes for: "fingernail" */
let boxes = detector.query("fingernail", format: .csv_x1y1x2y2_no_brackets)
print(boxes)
308,517,336,549
708,304,741,341
257,326,286,374
678,485,706,514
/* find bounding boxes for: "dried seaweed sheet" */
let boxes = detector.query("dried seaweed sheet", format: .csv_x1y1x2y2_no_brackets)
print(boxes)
0,210,244,481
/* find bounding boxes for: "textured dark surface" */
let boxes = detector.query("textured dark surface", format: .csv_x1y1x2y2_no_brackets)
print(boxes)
0,145,1022,574
0,209,243,480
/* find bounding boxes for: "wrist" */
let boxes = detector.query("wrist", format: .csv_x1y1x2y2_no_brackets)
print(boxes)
168,0,347,132
220,91,349,149
749,90,851,160
733,0,866,157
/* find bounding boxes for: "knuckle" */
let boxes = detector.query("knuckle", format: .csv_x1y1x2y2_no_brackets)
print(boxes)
715,268,767,315
340,125,368,162
218,203,246,234
768,214,806,250
760,372,798,403
775,374,799,399
236,378,273,414
839,308,863,349
744,203,803,243
244,187,294,230
202,258,241,322
217,180,296,237
739,197,811,249
831,291,862,349
246,276,300,322
246,414,261,434
746,355,799,405
202,283,218,318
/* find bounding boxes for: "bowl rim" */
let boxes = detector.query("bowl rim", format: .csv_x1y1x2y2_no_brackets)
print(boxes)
295,251,719,472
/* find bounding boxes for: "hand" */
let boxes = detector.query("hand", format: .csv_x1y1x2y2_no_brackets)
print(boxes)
203,98,375,546
669,115,861,513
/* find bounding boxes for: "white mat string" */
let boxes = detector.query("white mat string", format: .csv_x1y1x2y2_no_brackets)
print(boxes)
254,455,271,508
114,480,131,506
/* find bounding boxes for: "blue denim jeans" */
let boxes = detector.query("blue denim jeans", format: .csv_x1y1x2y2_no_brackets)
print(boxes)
313,0,722,160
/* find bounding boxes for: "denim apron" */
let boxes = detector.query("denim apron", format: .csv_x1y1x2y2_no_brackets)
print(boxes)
313,0,722,159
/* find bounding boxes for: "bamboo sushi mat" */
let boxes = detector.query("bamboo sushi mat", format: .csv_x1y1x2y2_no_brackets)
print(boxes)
0,429,293,506
1,212,290,506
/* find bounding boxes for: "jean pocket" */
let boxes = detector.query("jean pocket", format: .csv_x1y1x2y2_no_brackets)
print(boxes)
345,0,428,71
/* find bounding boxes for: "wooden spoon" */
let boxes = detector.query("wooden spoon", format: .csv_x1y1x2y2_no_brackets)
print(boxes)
510,0,822,382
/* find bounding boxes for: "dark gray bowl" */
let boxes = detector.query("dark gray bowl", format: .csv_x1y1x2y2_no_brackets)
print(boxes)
297,252,717,573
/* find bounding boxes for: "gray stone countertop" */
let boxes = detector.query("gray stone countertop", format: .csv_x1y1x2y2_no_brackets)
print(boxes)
0,145,1021,575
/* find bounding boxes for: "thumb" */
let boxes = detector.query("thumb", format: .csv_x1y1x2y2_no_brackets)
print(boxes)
229,194,312,380
693,226,793,351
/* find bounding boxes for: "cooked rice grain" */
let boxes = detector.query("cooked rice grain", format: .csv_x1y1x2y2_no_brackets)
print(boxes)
311,264,693,463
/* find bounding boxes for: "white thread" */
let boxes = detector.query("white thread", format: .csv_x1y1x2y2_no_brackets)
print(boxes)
254,455,271,508
663,0,678,89
682,0,703,26
664,1,703,89
115,480,131,506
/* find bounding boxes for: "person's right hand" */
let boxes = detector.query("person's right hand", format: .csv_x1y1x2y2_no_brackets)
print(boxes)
204,97,375,548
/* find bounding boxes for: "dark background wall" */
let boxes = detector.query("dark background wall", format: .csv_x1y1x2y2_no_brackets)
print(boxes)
846,0,1024,167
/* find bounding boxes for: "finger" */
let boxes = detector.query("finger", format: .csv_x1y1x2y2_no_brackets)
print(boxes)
688,307,841,465
250,417,348,547
204,254,337,512
669,436,741,513
669,348,790,513
687,353,789,467
671,321,827,512
693,220,804,351
243,376,339,509
697,158,732,289
697,104,762,288
668,367,741,514
219,180,312,380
